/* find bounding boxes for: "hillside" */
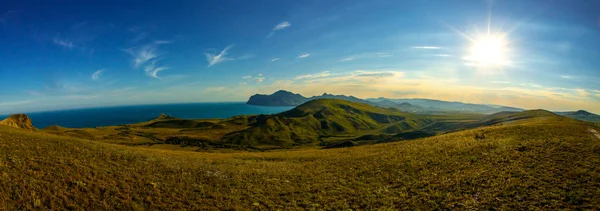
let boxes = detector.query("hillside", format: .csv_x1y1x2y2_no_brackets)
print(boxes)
556,110,600,123
226,99,428,146
0,114,36,131
1,110,599,209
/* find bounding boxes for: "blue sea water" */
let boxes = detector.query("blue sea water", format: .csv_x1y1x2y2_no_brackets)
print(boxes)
0,103,293,129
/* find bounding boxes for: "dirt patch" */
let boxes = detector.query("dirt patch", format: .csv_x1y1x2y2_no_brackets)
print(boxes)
590,128,600,140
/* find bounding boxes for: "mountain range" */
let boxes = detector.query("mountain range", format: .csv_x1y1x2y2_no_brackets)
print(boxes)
246,90,600,123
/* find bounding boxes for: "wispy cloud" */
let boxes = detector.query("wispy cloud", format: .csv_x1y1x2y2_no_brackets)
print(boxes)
268,21,291,37
376,52,392,58
0,100,32,107
298,53,311,59
295,71,331,80
123,40,170,68
273,21,291,30
242,73,265,83
270,58,280,62
144,60,169,78
123,40,171,78
205,45,234,67
205,86,227,92
53,37,75,49
92,69,104,81
340,57,354,62
412,46,441,49
560,75,573,79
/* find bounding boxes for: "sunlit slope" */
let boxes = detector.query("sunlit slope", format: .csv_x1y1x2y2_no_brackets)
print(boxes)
2,112,600,209
0,114,36,131
224,99,430,146
423,109,569,133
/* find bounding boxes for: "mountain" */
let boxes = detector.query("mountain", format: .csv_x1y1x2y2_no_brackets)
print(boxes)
246,90,308,106
246,90,372,106
368,97,524,114
555,110,600,123
227,98,428,146
0,114,36,131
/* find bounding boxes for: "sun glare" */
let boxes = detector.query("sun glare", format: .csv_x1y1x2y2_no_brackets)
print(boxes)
464,34,509,67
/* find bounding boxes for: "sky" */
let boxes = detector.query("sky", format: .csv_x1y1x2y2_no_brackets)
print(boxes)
1,0,599,114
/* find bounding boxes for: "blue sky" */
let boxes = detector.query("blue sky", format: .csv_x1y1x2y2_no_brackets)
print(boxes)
1,0,599,114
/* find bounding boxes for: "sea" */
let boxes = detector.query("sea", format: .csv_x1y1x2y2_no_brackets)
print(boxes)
0,103,293,129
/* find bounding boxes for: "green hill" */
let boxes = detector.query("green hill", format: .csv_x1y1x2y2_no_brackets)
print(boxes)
225,99,430,146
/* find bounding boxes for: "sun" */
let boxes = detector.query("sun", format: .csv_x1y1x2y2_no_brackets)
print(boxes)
464,34,509,67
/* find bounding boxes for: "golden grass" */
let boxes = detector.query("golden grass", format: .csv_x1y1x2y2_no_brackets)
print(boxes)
1,115,600,209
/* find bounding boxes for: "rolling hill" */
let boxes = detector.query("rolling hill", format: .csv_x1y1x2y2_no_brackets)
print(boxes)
226,99,431,146
556,110,600,123
1,106,599,209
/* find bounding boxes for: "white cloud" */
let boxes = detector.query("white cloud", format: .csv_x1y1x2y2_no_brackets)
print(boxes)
298,53,311,59
0,100,33,107
53,37,75,49
412,46,441,49
560,75,573,79
340,57,354,62
242,74,265,83
295,71,331,80
123,41,169,68
273,21,291,31
123,41,171,78
376,53,392,58
92,69,104,81
205,45,234,67
267,21,291,37
144,60,168,78
205,86,227,92
270,58,280,62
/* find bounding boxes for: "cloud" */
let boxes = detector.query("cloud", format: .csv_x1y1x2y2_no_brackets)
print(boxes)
376,52,392,58
205,45,234,67
123,41,169,68
242,74,265,83
273,21,291,31
123,41,171,78
270,58,280,62
268,21,291,37
144,60,168,78
92,69,104,81
412,46,441,49
205,86,227,92
53,37,75,49
295,71,330,80
298,53,311,59
0,100,32,107
560,75,573,79
340,57,354,62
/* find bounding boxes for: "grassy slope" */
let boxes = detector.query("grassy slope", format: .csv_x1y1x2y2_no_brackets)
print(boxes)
2,112,600,209
224,99,429,146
